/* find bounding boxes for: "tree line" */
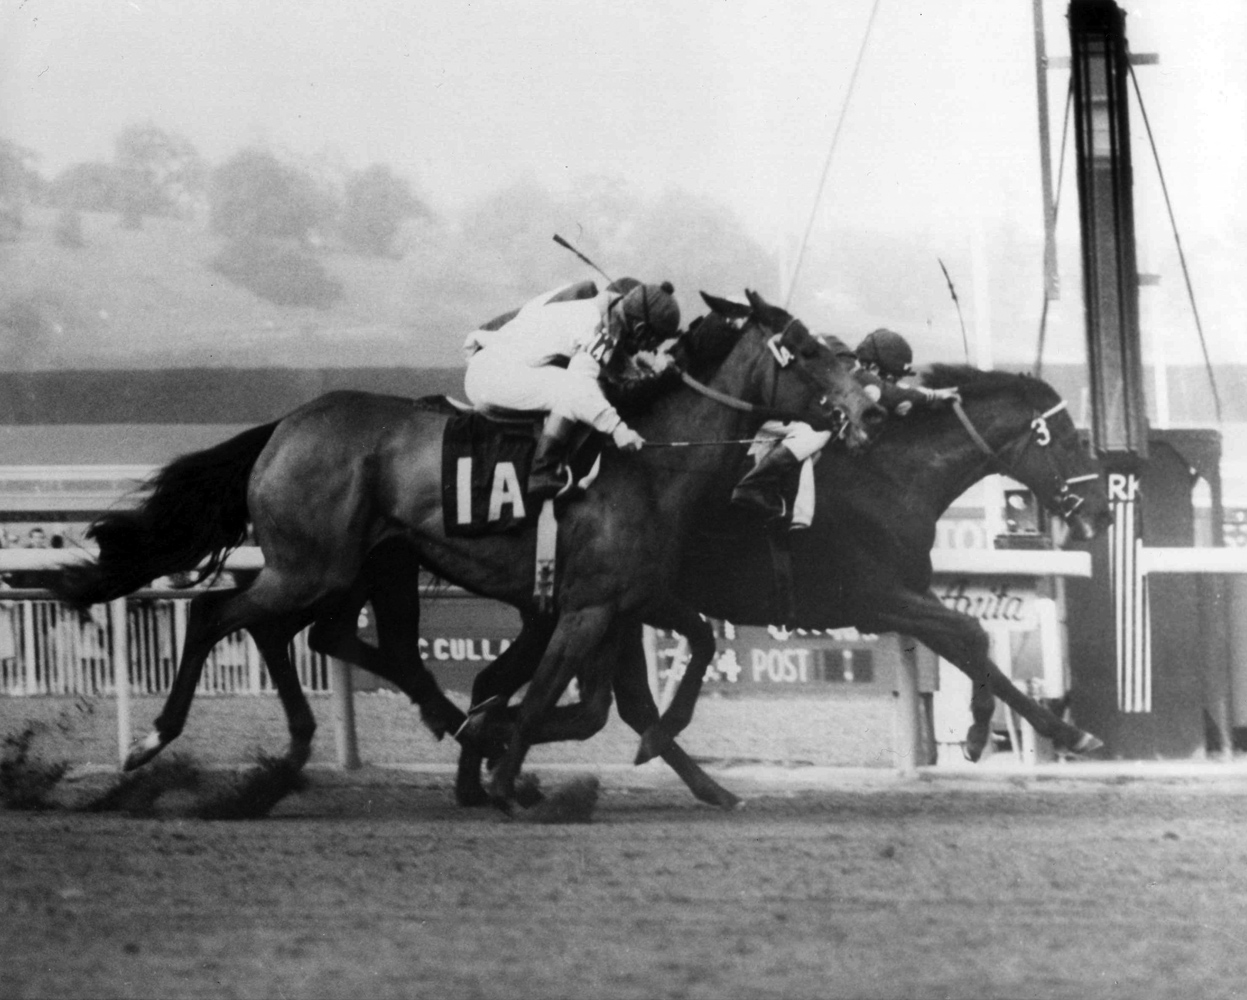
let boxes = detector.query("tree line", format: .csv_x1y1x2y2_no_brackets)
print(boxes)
0,124,428,257
0,123,775,319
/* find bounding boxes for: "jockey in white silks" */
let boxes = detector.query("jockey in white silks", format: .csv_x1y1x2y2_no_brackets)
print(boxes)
731,327,959,528
464,279,681,500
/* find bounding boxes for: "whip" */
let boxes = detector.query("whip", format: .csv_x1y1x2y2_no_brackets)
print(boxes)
552,233,616,286
938,258,971,364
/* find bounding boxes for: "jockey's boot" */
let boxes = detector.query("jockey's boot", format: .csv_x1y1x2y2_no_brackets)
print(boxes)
731,444,800,523
528,414,577,501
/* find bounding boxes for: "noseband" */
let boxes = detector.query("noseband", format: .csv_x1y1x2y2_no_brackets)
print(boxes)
952,398,1097,520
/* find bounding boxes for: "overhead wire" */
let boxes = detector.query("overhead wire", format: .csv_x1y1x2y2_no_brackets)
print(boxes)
1127,62,1222,426
783,0,883,311
1034,81,1073,377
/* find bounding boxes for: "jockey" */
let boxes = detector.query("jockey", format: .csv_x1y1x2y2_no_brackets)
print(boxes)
731,327,959,525
464,279,681,500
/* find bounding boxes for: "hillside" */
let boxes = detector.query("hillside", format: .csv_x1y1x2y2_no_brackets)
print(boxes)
0,207,529,370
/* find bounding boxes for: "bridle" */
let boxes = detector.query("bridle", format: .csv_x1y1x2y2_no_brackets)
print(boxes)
951,397,1098,520
678,315,848,436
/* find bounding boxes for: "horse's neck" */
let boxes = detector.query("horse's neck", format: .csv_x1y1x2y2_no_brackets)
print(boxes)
899,394,1026,517
632,336,766,495
642,335,764,445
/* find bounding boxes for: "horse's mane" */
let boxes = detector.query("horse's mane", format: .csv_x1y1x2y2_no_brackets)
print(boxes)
603,309,744,419
922,363,1057,406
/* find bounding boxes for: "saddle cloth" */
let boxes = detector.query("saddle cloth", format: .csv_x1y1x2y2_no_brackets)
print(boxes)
440,409,603,538
442,412,540,537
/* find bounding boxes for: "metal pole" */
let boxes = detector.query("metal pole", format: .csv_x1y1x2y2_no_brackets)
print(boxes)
1032,0,1059,299
330,657,361,770
110,598,130,768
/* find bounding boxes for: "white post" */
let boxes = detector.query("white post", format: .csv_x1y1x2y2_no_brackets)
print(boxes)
892,636,922,777
21,602,36,695
330,657,361,770
110,598,130,768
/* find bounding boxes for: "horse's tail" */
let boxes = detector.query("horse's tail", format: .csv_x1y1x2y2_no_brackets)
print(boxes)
54,421,280,608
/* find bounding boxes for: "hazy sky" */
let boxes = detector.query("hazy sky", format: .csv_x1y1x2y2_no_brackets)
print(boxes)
2,0,1245,365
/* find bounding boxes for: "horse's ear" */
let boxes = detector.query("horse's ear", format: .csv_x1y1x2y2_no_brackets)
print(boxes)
744,289,789,332
700,291,751,319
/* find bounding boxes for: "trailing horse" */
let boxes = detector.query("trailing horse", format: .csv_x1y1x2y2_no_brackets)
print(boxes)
54,291,883,812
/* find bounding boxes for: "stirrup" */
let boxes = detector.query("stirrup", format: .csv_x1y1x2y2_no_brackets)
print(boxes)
528,465,574,502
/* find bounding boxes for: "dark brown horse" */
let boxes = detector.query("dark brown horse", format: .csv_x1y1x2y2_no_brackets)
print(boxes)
56,291,883,810
448,363,1113,802
648,363,1113,761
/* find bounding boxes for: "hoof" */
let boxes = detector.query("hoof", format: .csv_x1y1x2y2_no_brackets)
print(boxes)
124,731,167,771
1068,732,1105,756
514,773,545,809
454,780,490,808
962,723,991,763
285,741,312,771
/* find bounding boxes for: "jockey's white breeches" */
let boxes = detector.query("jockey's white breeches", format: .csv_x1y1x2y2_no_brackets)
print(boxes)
753,420,832,529
464,350,623,434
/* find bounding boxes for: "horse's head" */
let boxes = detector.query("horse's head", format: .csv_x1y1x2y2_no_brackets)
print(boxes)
927,365,1112,542
697,290,884,451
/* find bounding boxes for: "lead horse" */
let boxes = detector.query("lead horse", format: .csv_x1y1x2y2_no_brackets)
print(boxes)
450,362,1112,802
55,291,883,811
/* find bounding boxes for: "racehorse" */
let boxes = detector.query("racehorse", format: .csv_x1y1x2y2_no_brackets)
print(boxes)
449,363,1112,802
648,362,1113,762
55,291,884,811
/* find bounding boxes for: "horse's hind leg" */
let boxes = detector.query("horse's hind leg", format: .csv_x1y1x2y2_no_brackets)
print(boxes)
307,543,466,741
632,603,717,764
612,631,741,810
128,588,249,769
130,573,330,770
248,616,317,769
867,589,1102,759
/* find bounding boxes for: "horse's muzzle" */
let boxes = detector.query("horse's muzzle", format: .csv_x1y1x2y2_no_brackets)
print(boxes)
1065,508,1111,543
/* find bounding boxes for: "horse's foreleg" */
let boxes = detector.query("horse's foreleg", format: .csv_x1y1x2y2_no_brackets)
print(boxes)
486,605,616,809
868,589,1102,759
634,603,717,764
613,631,741,809
455,613,554,807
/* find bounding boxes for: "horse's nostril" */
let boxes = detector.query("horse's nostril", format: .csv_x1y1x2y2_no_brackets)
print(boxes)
865,405,887,427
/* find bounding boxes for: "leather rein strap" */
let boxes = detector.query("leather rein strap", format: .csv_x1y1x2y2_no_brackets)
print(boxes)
951,399,997,457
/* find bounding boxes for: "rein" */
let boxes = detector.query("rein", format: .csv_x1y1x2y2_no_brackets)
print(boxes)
951,397,1097,518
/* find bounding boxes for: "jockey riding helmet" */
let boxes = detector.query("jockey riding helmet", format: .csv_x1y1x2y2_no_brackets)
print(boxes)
855,328,914,379
616,281,681,352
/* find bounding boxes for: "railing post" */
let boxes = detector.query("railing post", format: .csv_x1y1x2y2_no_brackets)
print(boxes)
892,636,922,777
20,602,37,695
330,657,361,770
110,598,130,768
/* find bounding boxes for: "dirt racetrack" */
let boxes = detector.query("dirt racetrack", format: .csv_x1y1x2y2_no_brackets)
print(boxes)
4,762,1247,1000
4,693,1247,998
